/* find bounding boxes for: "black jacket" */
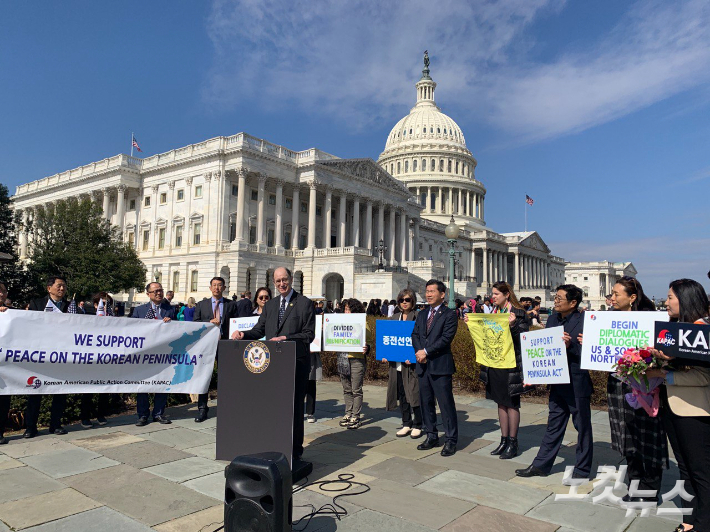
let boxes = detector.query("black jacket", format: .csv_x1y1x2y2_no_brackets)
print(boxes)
235,298,254,318
479,307,530,396
29,296,68,313
193,297,239,340
546,309,593,397
412,304,458,376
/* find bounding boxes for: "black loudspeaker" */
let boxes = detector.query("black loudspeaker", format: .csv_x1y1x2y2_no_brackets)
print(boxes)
224,452,292,532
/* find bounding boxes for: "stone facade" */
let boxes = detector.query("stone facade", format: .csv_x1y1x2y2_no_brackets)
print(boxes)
564,261,638,310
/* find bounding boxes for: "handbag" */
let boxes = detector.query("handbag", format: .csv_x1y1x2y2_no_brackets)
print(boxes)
337,353,351,377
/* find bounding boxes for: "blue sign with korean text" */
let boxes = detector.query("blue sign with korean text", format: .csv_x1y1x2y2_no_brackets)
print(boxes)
376,320,416,363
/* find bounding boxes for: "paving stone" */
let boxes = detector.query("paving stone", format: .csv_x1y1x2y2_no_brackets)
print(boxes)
59,425,123,441
360,456,446,486
0,455,25,471
143,457,225,482
292,486,363,525
591,410,610,425
472,438,563,466
182,471,224,501
71,431,146,451
65,464,158,494
0,520,8,532
0,488,100,530
0,467,65,503
334,508,436,532
305,442,370,467
170,416,218,430
183,442,217,460
420,451,522,481
100,440,192,469
626,515,689,532
141,427,215,450
152,505,223,532
345,478,474,529
364,436,442,460
1,437,77,459
305,471,377,498
441,505,559,532
468,398,499,409
525,496,635,532
457,436,495,453
417,470,551,514
20,447,119,478
22,506,153,532
323,423,396,448
510,470,596,495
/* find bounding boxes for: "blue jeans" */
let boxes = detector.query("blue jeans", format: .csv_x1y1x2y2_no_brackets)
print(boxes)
136,393,168,419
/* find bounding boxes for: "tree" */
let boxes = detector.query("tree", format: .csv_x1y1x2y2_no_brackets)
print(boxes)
26,197,146,299
0,183,31,305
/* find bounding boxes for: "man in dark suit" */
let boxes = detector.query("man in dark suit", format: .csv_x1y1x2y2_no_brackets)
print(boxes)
130,282,176,426
516,284,593,482
236,291,253,317
412,279,459,456
192,276,238,422
232,267,315,460
24,275,70,438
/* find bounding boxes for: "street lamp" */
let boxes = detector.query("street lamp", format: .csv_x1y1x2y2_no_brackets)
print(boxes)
445,215,460,308
373,238,387,272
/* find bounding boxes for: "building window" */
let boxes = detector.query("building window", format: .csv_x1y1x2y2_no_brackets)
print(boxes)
158,228,165,249
284,231,291,249
300,202,307,213
584,276,589,281
267,229,274,247
193,222,201,245
175,226,183,247
232,185,239,196
128,232,135,247
439,159,444,172
249,226,256,244
285,198,292,209
177,189,185,201
455,161,459,174
144,196,151,207
299,234,307,249
129,199,136,211
160,192,167,204
448,160,452,173
397,161,401,174
413,160,417,172
404,160,409,172
229,220,236,241
251,190,258,201
155,271,162,284
390,164,394,174
190,270,198,292
142,230,149,251
195,185,203,198
422,159,426,171
269,194,276,205
316,206,322,217
172,271,180,293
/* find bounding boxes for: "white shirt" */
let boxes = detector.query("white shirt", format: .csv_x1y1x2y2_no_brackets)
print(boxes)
279,289,294,309
387,304,395,317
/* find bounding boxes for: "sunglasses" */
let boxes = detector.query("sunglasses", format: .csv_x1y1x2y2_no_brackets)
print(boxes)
258,295,270,301
398,297,413,303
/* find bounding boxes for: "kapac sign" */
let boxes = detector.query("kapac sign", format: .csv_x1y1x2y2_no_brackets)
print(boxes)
654,321,710,362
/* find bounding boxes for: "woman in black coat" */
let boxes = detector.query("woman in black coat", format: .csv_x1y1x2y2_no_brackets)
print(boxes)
474,281,530,459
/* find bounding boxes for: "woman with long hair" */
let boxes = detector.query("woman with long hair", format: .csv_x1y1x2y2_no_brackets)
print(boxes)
605,276,667,505
647,279,710,532
338,298,371,429
252,287,272,315
382,288,423,439
471,281,530,459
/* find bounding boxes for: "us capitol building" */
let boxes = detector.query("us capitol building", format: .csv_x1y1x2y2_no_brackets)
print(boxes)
11,56,633,307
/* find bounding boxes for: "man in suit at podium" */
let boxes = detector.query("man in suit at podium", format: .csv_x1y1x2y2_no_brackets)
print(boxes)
192,276,237,422
232,267,315,460
412,279,459,457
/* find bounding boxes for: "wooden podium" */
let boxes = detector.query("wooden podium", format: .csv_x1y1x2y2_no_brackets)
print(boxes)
216,340,296,464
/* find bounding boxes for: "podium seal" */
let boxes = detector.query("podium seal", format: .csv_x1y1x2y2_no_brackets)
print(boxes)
243,341,271,374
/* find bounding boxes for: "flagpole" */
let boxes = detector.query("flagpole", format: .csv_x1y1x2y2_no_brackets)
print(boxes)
130,132,134,157
524,202,527,232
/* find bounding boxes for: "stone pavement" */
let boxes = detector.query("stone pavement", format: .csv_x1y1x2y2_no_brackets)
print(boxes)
0,382,686,531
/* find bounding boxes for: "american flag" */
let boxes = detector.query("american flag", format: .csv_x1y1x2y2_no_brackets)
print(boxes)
132,135,143,153
106,300,114,317
525,195,534,206
145,306,155,320
67,299,78,314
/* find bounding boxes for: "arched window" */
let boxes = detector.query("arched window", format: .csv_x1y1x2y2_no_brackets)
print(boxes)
404,160,409,172
390,163,394,174
409,128,413,135
437,127,441,134
422,159,426,171
397,161,401,174
431,158,436,170
444,128,447,134
439,159,444,172
423,127,427,134
455,161,459,174
448,160,452,173
413,160,417,172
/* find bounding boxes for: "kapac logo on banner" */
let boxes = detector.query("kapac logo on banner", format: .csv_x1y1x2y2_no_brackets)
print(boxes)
653,321,710,362
656,329,676,347
581,311,667,372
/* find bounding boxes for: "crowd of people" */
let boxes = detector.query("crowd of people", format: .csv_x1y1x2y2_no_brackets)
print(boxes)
1,269,709,531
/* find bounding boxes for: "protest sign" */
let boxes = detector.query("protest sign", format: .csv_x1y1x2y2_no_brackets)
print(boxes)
323,313,366,353
520,326,570,385
655,321,710,363
229,316,260,338
581,311,667,372
0,309,219,394
375,320,415,363
310,314,323,352
467,314,515,369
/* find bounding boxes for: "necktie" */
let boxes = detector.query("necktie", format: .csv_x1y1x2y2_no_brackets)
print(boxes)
154,305,160,319
278,297,286,326
213,300,221,322
426,308,435,332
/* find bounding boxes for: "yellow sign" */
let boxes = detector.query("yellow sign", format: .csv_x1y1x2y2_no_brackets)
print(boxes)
467,314,516,369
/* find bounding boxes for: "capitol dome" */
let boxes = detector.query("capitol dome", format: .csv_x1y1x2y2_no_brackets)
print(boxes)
378,53,486,228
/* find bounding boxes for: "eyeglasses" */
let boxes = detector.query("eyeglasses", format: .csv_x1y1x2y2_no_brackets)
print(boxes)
258,295,270,301
398,297,413,303
553,296,568,302
148,289,164,294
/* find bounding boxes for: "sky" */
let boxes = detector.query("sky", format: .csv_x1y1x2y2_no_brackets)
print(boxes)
1,0,708,299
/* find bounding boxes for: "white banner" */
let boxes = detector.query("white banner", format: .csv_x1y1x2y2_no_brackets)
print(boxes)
310,314,323,352
0,310,220,394
323,314,366,353
521,326,570,385
229,316,260,338
581,311,668,372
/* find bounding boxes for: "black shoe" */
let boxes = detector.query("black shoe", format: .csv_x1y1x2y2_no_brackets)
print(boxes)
49,426,68,435
23,428,38,439
516,465,547,478
96,416,108,426
0,435,7,445
417,437,441,451
81,419,93,429
153,415,171,425
136,416,149,427
441,442,457,457
347,417,361,430
490,436,509,456
500,437,518,459
194,409,209,423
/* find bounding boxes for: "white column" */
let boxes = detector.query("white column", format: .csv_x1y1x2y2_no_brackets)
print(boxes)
234,169,246,242
339,193,347,247
291,186,300,250
324,186,332,248
185,178,193,253
481,196,485,221
307,181,317,248
408,218,414,263
514,251,520,290
388,207,396,264
365,200,373,251
426,186,431,212
465,190,470,216
274,179,284,249
256,174,266,245
458,189,463,214
166,182,175,251
438,187,444,213
352,196,360,247
20,209,28,259
204,172,212,243
413,219,420,260
151,185,159,254
116,185,126,232
399,210,406,263
482,247,488,286
102,188,111,220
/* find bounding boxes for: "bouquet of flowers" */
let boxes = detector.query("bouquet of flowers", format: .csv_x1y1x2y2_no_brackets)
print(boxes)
612,348,666,417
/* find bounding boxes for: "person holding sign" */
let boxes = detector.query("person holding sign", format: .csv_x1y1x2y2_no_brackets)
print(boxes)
472,281,530,460
0,280,11,445
516,284,593,481
412,280,459,456
646,279,710,532
383,288,422,439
